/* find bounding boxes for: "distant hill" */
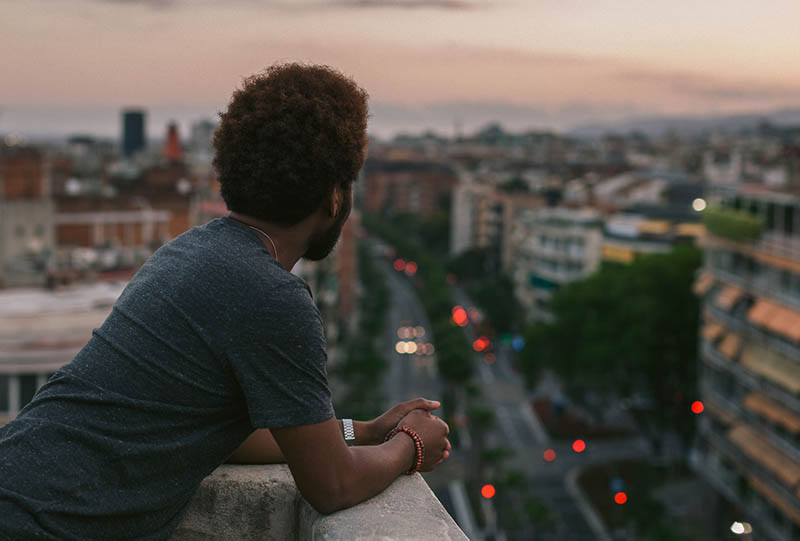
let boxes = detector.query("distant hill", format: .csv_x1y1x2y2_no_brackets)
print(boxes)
569,108,800,138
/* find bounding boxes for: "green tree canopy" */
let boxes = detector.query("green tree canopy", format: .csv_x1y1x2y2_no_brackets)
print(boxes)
520,246,702,447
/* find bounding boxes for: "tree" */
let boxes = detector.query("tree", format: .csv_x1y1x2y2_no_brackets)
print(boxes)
519,246,702,452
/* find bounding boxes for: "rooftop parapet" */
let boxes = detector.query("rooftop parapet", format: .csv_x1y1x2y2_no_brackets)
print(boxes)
172,464,468,540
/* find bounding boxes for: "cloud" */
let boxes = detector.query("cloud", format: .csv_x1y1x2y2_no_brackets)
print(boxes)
95,0,174,7
617,69,800,103
326,0,480,9
89,0,484,10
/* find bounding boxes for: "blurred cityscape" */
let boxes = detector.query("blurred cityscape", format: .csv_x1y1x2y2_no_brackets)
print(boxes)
1,108,800,541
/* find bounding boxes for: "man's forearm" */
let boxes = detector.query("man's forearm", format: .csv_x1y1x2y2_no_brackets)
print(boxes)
339,419,381,446
304,433,416,514
228,420,380,465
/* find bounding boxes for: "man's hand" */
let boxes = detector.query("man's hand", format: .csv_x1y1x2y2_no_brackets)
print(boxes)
366,397,441,444
394,409,451,471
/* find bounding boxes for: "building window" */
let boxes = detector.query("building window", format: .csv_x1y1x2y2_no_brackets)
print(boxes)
0,375,8,412
784,205,795,235
19,375,38,409
766,203,776,230
781,270,792,290
769,504,784,527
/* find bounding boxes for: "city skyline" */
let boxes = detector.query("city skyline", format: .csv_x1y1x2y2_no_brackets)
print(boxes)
2,0,800,137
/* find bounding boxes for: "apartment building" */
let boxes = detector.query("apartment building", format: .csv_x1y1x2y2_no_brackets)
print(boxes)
0,145,55,288
692,185,800,540
512,207,603,321
450,180,543,273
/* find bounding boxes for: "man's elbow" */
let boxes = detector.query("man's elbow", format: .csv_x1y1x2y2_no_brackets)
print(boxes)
308,498,340,516
304,481,353,515
305,490,346,515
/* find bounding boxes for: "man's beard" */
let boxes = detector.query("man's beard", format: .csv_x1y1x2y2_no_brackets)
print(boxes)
303,193,351,261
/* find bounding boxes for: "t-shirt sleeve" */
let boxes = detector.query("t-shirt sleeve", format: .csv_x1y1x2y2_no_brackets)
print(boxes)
224,281,335,429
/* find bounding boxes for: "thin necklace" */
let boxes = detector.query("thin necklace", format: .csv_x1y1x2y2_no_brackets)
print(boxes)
247,225,278,261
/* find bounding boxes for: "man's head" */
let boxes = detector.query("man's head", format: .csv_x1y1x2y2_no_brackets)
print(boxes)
213,63,368,258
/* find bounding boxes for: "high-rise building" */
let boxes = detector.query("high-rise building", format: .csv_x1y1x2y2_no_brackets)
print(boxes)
692,185,800,540
163,122,183,164
122,109,146,158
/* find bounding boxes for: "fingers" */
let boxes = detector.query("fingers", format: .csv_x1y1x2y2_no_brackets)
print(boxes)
405,397,441,412
430,415,449,435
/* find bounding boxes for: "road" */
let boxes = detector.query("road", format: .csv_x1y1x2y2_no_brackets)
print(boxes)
379,254,441,405
450,284,653,540
369,239,652,540
367,239,497,538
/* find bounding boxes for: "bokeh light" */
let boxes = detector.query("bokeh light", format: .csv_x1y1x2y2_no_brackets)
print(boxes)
543,449,556,462
481,484,496,499
572,439,586,453
467,307,482,323
393,259,405,272
483,353,495,365
691,400,704,414
692,198,707,212
451,306,468,327
472,336,490,352
614,492,627,505
405,261,418,276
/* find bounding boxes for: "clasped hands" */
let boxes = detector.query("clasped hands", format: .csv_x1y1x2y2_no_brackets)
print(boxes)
367,397,451,472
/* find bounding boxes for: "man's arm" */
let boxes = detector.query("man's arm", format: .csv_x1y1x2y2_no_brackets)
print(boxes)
228,398,445,464
272,410,448,515
227,420,375,464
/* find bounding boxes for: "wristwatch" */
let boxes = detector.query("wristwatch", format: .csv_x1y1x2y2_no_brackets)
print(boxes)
342,418,356,447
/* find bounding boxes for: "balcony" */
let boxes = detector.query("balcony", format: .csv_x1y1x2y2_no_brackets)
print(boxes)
703,302,800,380
700,381,800,467
706,265,800,315
760,232,800,264
695,422,800,540
171,464,467,540
703,207,763,243
701,338,800,417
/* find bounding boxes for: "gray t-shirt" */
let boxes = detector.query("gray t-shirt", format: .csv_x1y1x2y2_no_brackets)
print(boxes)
0,216,335,540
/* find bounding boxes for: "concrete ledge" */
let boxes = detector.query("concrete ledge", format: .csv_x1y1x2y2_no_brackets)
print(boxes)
172,465,467,540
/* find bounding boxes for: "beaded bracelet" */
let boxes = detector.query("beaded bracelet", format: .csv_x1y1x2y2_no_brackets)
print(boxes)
384,425,425,475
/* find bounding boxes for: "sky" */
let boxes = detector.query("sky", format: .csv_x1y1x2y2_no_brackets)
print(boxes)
2,0,800,138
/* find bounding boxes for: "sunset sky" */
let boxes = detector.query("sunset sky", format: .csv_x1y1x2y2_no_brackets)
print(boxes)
2,0,799,137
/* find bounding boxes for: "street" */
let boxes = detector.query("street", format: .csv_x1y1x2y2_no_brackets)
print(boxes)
371,240,652,540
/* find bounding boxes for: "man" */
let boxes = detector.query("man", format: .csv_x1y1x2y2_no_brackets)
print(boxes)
0,63,450,540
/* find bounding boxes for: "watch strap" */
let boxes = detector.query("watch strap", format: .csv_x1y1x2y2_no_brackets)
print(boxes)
342,418,356,446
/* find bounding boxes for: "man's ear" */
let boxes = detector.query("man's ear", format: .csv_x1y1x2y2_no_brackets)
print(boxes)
327,187,343,217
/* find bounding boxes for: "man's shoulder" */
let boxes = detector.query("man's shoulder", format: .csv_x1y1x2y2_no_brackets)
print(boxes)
121,217,313,317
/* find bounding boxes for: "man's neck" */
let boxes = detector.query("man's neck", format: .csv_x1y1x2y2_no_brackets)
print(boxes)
228,212,309,271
